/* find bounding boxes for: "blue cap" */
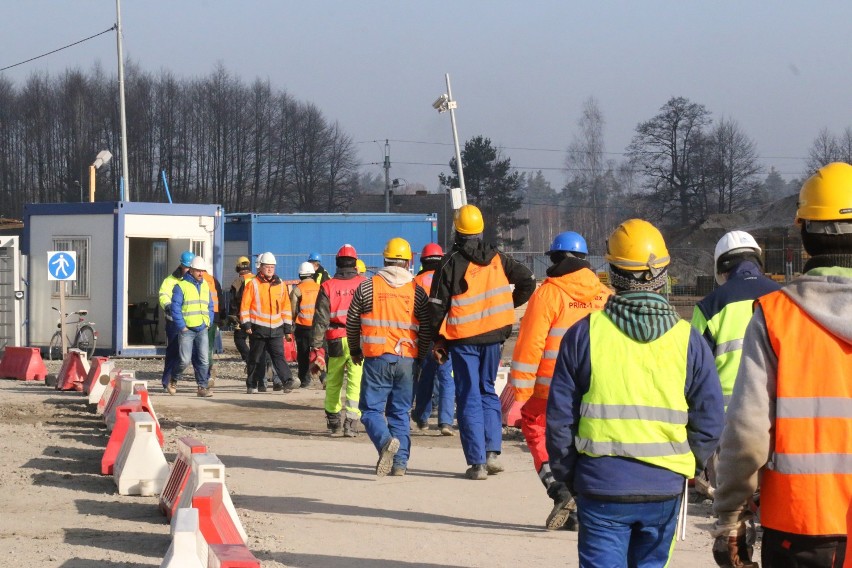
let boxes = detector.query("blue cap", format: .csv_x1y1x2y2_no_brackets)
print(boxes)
180,251,196,267
308,252,322,262
547,231,588,255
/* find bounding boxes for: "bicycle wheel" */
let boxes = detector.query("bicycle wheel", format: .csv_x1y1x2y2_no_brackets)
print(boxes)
76,325,97,359
48,332,63,361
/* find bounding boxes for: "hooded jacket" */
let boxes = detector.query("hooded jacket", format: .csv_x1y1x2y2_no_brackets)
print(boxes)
427,237,535,345
714,267,852,532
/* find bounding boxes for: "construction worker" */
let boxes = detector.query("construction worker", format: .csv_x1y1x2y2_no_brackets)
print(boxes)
310,244,366,437
170,256,214,398
510,231,611,530
290,261,319,388
713,162,852,567
546,219,723,567
690,230,779,499
428,204,535,479
346,238,432,476
356,258,367,276
228,256,254,364
201,269,226,387
412,242,455,435
239,252,298,394
158,250,195,394
308,252,330,284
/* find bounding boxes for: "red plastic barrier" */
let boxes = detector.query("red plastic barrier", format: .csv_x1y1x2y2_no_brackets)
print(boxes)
499,383,523,428
131,384,164,446
56,350,88,391
101,399,144,475
159,436,208,519
0,347,48,382
193,483,245,545
83,356,109,394
96,374,117,415
208,544,260,568
283,336,296,363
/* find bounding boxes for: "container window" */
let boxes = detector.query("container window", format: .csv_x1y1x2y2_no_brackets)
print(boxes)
149,241,168,295
51,237,89,298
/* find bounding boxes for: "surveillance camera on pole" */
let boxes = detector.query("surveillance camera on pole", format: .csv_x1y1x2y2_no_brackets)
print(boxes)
89,150,113,202
432,74,466,206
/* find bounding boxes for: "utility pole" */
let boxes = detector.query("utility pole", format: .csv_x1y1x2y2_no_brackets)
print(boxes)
115,0,130,200
383,139,391,213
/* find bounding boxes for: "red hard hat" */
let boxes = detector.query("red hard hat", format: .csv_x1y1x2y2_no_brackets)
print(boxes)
421,243,443,258
336,244,358,259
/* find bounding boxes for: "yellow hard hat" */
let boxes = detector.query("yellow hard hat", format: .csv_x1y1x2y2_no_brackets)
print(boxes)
383,237,412,261
236,256,251,269
356,259,367,274
797,162,852,223
454,204,485,235
605,219,670,271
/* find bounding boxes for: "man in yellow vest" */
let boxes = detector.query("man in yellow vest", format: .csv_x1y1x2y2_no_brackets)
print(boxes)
158,250,195,394
428,204,535,479
291,261,319,388
545,219,723,567
713,162,852,567
346,238,431,476
169,256,215,398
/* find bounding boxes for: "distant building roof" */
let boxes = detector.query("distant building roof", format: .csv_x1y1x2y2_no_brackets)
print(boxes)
349,192,452,247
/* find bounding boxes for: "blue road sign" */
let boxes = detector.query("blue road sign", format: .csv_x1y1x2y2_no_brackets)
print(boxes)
47,251,77,281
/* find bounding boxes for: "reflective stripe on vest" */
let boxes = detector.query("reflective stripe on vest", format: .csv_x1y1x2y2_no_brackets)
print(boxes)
703,298,754,410
295,279,320,327
577,312,694,478
415,269,446,336
176,278,211,328
361,276,418,358
159,274,181,321
322,275,365,340
240,277,291,328
444,255,514,340
758,290,852,536
202,273,219,314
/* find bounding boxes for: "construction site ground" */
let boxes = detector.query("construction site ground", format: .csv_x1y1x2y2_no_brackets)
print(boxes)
0,334,724,567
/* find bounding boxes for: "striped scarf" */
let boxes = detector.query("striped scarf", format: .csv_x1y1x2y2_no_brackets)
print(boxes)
603,291,680,343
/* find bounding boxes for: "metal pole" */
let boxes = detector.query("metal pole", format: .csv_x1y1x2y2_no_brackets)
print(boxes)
384,139,391,213
445,74,466,205
59,281,67,357
115,0,130,200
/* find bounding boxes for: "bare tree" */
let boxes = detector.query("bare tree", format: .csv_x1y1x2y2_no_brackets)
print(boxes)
706,118,762,214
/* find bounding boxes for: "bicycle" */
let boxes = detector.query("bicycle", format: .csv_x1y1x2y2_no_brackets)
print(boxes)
48,307,98,360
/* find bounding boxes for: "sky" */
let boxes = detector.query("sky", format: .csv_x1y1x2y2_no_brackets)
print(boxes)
3,1,852,194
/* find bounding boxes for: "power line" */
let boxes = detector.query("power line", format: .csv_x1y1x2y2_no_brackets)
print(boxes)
0,25,117,72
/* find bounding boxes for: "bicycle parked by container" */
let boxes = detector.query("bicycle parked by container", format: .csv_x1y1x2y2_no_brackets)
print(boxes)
48,307,97,360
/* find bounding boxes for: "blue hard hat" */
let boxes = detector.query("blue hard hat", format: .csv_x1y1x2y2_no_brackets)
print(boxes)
308,252,322,262
180,251,196,267
547,231,588,255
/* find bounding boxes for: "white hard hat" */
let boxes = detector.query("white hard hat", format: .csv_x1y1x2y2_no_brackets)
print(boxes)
258,252,277,266
714,231,761,284
298,261,315,276
189,256,207,271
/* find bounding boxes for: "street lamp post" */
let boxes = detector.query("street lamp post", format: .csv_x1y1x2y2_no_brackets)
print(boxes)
89,150,113,202
115,0,130,200
432,73,467,208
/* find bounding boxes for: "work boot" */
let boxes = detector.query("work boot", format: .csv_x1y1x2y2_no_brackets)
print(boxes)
258,383,268,393
283,379,298,392
246,386,258,394
207,368,216,389
439,423,454,436
196,387,213,398
376,437,400,477
546,482,576,530
415,420,429,432
485,451,504,475
300,378,313,389
389,465,406,477
343,417,358,438
272,382,283,391
563,511,579,532
165,381,177,396
465,464,488,480
326,411,342,436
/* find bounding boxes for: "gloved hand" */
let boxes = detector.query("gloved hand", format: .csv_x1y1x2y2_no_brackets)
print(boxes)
712,521,758,568
413,359,423,383
351,350,364,366
432,337,448,364
310,348,327,374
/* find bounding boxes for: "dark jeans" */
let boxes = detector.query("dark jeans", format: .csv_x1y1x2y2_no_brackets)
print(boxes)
161,320,180,387
762,528,846,567
233,327,250,362
295,326,312,382
247,334,292,388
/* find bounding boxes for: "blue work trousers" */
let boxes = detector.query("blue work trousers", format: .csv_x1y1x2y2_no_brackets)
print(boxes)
174,326,209,388
450,343,502,465
161,319,180,387
359,356,414,469
575,494,681,568
413,355,455,426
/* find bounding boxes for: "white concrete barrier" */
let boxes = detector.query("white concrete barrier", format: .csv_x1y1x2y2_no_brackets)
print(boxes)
113,412,169,496
160,507,207,568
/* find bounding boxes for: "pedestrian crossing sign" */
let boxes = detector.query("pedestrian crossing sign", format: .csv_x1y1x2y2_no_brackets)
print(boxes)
47,251,77,281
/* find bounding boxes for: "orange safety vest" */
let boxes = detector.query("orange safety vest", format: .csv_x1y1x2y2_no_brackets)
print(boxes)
361,276,419,358
322,276,365,340
239,275,292,329
511,270,610,403
295,278,320,327
202,273,219,313
444,255,515,340
415,270,447,336
758,290,852,536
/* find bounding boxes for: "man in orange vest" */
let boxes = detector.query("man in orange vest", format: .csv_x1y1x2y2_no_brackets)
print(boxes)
239,252,298,394
510,231,610,529
428,204,535,479
346,238,431,476
713,162,852,567
291,261,319,388
310,244,366,437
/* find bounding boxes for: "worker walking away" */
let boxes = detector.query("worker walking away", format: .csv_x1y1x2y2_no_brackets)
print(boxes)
713,162,852,568
202,269,226,388
159,250,195,394
546,219,723,567
356,258,367,276
170,256,215,398
510,231,611,530
239,252,298,394
308,252,330,284
291,261,319,388
412,243,455,435
347,238,431,476
690,230,779,500
228,256,254,365
428,204,535,479
310,244,366,437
